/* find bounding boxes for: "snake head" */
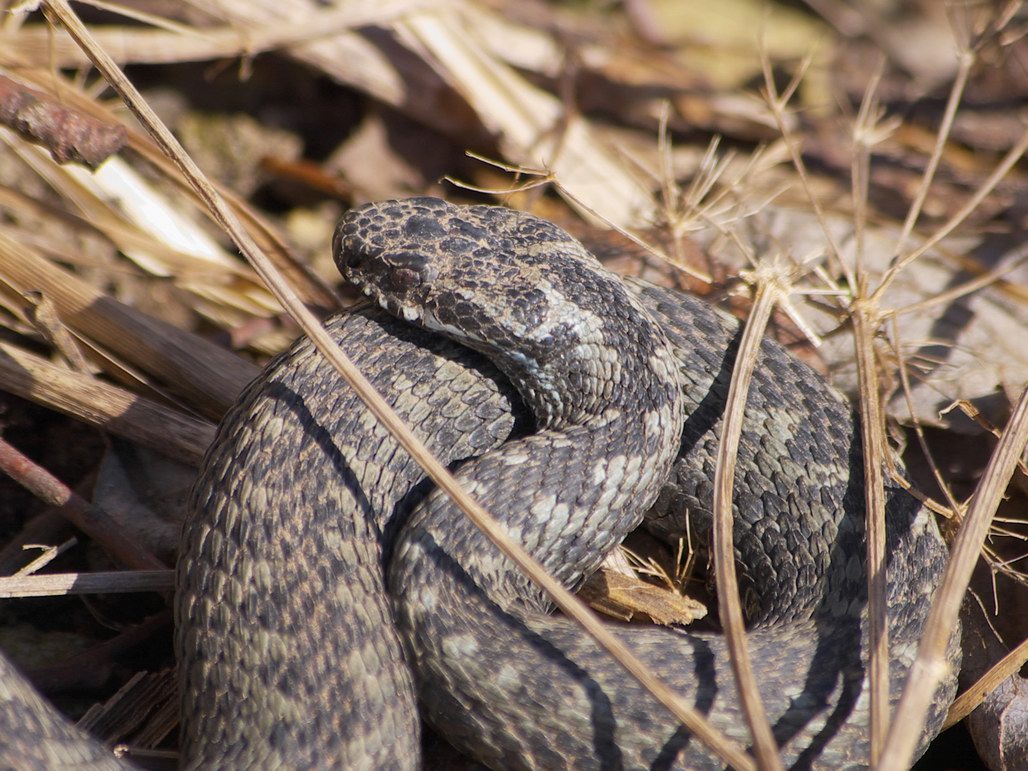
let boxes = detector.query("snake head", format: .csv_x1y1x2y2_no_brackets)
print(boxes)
334,197,671,425
333,197,604,352
334,197,450,324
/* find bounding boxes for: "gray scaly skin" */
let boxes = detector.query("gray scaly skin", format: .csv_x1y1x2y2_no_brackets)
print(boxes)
0,654,124,770
0,197,958,769
333,198,957,769
176,307,522,769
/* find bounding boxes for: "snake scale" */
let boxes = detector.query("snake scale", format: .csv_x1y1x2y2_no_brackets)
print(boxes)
0,197,958,769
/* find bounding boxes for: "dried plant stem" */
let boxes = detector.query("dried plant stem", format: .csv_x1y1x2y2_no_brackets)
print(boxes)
759,48,849,287
0,569,174,598
849,302,890,764
847,67,894,762
0,437,165,572
877,386,1028,771
42,1,753,766
943,634,1028,729
872,128,1028,303
0,341,215,466
891,51,973,258
712,276,786,771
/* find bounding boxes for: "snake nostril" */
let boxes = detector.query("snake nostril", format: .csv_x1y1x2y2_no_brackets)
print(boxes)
343,248,362,269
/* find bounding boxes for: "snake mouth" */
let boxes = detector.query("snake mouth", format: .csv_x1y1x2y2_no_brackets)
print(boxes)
360,285,422,323
335,237,426,324
335,223,438,327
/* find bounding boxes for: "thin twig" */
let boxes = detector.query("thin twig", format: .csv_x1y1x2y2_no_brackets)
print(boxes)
877,386,1028,771
42,1,754,766
0,437,166,572
0,570,174,598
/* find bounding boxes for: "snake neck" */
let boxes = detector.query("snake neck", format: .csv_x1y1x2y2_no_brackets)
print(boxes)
455,282,684,431
388,279,685,608
395,318,683,614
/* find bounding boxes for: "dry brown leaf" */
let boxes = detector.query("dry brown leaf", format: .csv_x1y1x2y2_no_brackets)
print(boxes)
579,566,707,627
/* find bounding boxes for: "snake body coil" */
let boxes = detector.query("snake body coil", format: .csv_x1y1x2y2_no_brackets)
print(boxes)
1,197,958,769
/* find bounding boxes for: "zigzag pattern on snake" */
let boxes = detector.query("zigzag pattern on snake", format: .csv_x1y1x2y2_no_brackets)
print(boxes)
0,197,958,769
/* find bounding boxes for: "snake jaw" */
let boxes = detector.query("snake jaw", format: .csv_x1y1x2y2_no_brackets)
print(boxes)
367,286,423,324
336,239,433,325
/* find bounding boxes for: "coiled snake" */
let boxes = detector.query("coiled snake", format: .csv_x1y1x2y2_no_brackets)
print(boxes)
0,197,958,768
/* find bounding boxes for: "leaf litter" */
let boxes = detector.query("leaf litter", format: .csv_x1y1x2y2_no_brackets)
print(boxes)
0,0,1025,766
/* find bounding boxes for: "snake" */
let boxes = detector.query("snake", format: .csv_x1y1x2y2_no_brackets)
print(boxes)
0,196,958,769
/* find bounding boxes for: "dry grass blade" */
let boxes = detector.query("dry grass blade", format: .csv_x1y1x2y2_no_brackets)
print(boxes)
0,570,174,598
878,386,1028,771
711,275,787,771
944,635,1028,729
849,303,891,764
0,231,253,418
40,1,754,766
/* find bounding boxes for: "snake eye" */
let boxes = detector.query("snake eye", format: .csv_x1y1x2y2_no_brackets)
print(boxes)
388,267,422,290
